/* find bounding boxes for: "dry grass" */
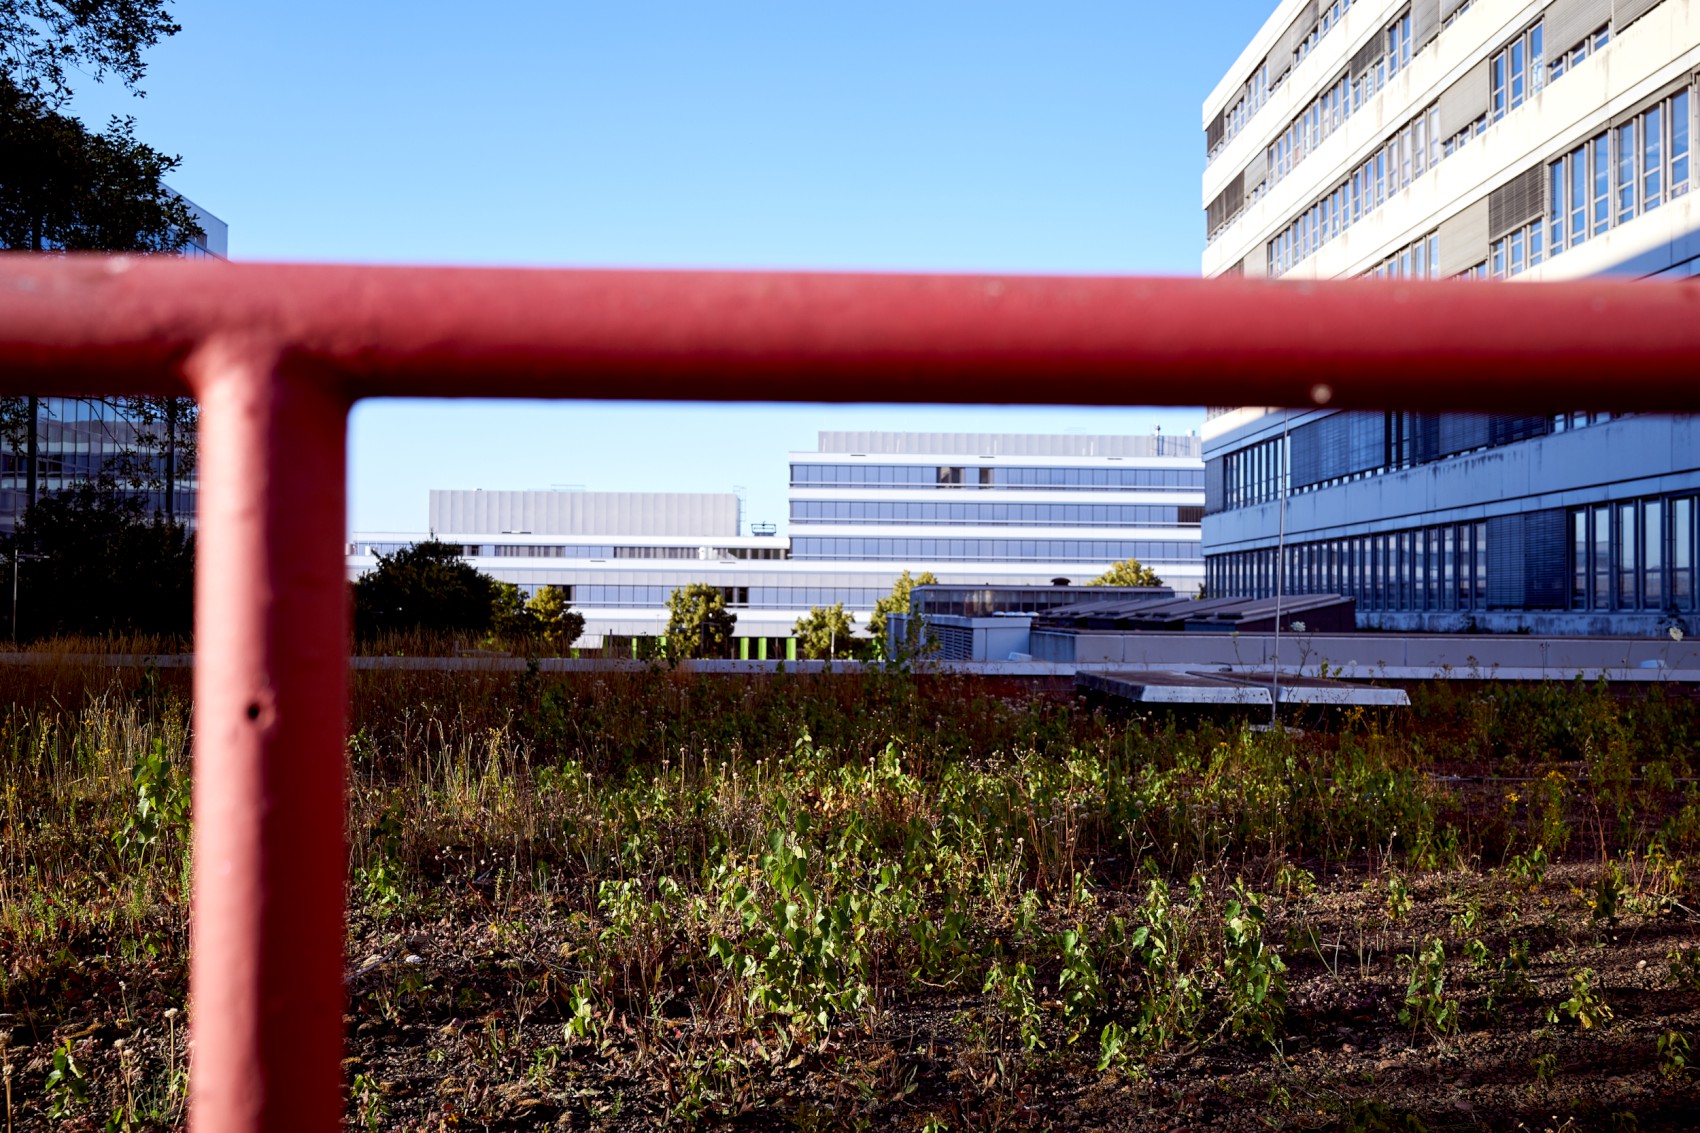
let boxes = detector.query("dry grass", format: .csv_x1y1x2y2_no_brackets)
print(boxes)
2,661,1698,1130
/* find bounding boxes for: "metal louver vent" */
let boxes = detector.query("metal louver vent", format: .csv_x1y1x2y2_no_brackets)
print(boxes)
1614,0,1667,34
1350,34,1384,77
1488,166,1545,238
1206,171,1246,237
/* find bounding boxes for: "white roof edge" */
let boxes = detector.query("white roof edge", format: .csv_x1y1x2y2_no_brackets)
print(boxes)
1203,0,1311,124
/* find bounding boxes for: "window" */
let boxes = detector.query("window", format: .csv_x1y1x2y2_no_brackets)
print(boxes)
1645,499,1663,609
1489,221,1544,279
1491,23,1544,123
1549,25,1607,82
1269,104,1441,278
1675,497,1695,610
1549,89,1692,261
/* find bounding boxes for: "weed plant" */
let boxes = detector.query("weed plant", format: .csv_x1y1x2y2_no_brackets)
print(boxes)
1,662,1698,1129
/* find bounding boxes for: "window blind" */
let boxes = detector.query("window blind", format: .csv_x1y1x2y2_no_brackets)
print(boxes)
1613,0,1667,34
1546,0,1612,54
1489,166,1546,238
1413,0,1441,52
1436,58,1489,138
1435,198,1489,276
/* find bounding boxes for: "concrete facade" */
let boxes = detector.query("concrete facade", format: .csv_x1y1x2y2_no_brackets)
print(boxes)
1200,0,1700,635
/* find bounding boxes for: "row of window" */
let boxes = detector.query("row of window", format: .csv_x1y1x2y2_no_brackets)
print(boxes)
1270,103,1441,276
913,588,1146,617
0,452,195,480
1208,521,1491,614
1487,89,1692,281
789,500,1203,527
1263,22,1690,283
1215,61,1273,164
1262,11,1617,278
1489,219,1544,279
1206,497,1700,617
1491,21,1544,123
1211,0,1405,176
0,486,194,523
1548,90,1690,259
1368,229,1440,279
1210,0,1363,166
1548,25,1608,81
1263,5,1413,197
791,537,1197,564
350,542,789,562
1570,497,1696,612
1211,412,1627,515
789,463,1204,490
1217,435,1290,511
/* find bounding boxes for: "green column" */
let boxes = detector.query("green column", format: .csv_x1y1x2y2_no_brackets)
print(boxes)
758,637,769,660
786,637,797,661
739,637,750,660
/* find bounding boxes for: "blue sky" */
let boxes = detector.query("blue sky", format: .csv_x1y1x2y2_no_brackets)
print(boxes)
69,1,1278,533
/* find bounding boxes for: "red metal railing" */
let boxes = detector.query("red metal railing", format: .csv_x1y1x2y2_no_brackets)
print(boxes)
3,255,1699,1131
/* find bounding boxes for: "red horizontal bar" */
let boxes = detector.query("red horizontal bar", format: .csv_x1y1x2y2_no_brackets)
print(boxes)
2,255,1698,411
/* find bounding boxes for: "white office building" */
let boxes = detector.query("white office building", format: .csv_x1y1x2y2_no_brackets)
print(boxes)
1200,0,1700,633
788,431,1204,596
347,431,1206,653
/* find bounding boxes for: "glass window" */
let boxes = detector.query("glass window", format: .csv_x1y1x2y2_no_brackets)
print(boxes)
1672,90,1690,194
1572,510,1588,608
1618,502,1637,609
1618,123,1638,223
1645,499,1663,610
1675,497,1694,610
1475,522,1488,608
1592,137,1611,234
1593,505,1611,610
1644,104,1663,210
1570,150,1588,245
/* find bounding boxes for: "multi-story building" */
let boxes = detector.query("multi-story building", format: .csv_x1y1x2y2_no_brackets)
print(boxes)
1,193,227,533
788,431,1205,596
1200,0,1700,633
347,431,1207,653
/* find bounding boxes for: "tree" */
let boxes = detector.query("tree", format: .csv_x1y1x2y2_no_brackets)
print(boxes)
867,570,936,660
489,582,585,655
1088,559,1164,588
4,479,192,640
1,3,200,519
0,83,200,253
665,583,736,659
354,540,497,640
526,585,586,654
2,1,181,110
793,603,856,660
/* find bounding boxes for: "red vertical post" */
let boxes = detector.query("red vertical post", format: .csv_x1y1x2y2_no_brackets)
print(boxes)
188,341,350,1132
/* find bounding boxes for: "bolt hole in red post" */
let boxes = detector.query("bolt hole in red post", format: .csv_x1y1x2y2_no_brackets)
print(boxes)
3,254,1700,1129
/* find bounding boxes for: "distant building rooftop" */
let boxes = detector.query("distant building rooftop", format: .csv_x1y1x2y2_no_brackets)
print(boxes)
428,490,740,537
814,431,1201,459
